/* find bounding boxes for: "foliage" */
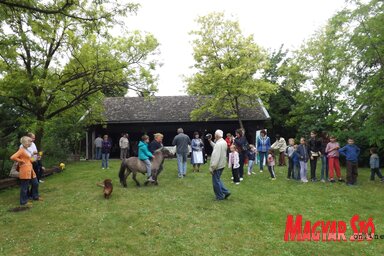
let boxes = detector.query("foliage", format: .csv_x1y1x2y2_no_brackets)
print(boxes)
186,12,276,129
0,0,160,150
1,160,383,255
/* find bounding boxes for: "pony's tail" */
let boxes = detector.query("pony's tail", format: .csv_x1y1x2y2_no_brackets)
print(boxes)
118,161,126,182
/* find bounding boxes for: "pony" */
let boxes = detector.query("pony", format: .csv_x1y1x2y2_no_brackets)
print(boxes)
118,147,172,187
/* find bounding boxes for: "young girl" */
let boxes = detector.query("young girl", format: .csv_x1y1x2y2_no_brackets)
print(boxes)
10,136,41,206
292,144,301,180
267,149,276,180
285,138,295,179
247,144,257,175
138,135,155,182
325,136,343,183
296,137,310,183
228,145,240,184
101,135,112,169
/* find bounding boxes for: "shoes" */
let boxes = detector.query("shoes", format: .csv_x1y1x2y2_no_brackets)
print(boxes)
252,172,256,175
320,179,325,183
231,177,234,180
239,177,243,181
259,170,263,173
147,177,155,182
330,179,336,183
338,178,345,182
235,182,240,185
311,178,318,182
302,179,308,183
247,172,251,176
23,202,33,207
271,178,276,181
102,168,105,170
39,180,44,183
224,193,231,199
33,197,44,201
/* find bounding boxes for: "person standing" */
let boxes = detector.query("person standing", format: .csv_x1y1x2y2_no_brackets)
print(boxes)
94,135,103,160
149,133,164,180
246,144,257,175
119,133,129,160
233,129,248,180
210,130,231,201
191,132,204,172
11,136,42,206
308,131,322,182
24,132,44,183
320,132,330,182
101,135,112,169
172,128,191,178
369,147,384,182
339,138,360,186
271,134,287,166
325,136,343,183
296,137,310,183
228,145,240,184
225,133,233,157
285,138,295,179
256,130,271,173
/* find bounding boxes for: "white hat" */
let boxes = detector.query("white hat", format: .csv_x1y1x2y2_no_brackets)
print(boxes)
215,129,223,138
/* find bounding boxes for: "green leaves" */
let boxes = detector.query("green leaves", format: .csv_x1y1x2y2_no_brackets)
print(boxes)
186,12,276,126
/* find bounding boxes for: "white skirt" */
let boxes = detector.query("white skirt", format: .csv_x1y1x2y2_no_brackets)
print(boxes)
192,151,204,164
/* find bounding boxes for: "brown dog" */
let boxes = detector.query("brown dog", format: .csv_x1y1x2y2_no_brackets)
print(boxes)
97,179,113,199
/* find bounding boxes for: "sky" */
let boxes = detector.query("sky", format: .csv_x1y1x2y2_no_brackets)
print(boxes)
123,0,348,96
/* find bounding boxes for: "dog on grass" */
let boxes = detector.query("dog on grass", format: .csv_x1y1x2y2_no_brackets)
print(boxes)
97,179,113,199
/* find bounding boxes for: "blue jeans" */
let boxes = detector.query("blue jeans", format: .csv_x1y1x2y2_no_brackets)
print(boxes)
248,160,255,173
259,152,268,171
212,168,230,200
142,159,151,177
95,147,102,160
176,153,187,177
102,153,109,168
20,178,39,205
320,155,329,180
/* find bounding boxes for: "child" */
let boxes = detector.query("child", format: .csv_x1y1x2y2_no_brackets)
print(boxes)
339,138,360,186
369,147,383,182
325,136,343,183
228,145,240,184
292,144,301,180
138,135,155,182
267,149,276,180
10,136,42,206
285,138,295,179
296,137,310,183
247,144,257,175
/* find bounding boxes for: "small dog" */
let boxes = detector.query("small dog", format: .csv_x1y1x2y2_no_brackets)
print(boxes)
97,179,113,199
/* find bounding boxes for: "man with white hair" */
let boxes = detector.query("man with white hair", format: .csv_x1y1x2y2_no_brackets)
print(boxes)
209,129,231,200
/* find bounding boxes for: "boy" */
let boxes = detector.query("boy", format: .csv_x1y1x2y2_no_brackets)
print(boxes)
369,147,383,182
339,138,360,186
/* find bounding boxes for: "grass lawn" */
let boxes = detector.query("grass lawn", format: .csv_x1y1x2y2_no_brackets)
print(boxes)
1,158,384,255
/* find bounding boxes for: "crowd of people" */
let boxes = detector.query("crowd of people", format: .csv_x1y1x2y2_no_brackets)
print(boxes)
10,127,381,206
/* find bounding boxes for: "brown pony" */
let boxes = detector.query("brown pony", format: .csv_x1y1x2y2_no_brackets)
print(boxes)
118,147,171,187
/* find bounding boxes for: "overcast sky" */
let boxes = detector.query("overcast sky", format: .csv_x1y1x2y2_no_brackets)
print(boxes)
123,0,348,96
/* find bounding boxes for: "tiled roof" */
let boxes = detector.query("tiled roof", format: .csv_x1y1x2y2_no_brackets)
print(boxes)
104,96,270,123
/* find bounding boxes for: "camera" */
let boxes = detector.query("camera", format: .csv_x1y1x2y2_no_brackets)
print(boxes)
204,133,212,140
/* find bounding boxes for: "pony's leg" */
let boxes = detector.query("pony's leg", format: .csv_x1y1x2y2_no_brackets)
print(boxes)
132,172,141,187
122,170,131,188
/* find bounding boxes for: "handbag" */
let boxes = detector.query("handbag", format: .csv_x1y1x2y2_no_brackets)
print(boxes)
9,162,20,178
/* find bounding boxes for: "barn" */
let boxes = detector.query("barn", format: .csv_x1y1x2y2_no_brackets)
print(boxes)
85,96,270,159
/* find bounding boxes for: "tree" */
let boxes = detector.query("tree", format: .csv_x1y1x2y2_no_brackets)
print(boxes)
0,1,160,148
186,12,276,129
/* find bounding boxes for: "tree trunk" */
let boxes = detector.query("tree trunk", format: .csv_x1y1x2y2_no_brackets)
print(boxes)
34,120,45,150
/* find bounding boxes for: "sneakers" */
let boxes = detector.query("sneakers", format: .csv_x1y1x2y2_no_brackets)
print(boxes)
235,182,240,185
239,177,244,181
320,179,325,183
259,170,263,173
271,178,276,181
338,178,345,182
39,180,44,183
247,172,251,176
231,176,234,180
224,193,231,199
148,177,155,182
330,179,336,183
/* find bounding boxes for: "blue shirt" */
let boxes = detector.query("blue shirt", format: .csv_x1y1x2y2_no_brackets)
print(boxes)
339,144,360,162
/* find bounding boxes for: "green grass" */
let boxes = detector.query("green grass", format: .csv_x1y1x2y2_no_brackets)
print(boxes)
1,159,384,255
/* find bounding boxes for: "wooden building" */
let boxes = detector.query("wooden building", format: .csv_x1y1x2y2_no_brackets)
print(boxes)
85,96,270,159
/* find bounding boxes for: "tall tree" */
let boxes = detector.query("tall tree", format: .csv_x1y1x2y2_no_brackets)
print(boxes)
0,1,160,148
186,12,275,129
